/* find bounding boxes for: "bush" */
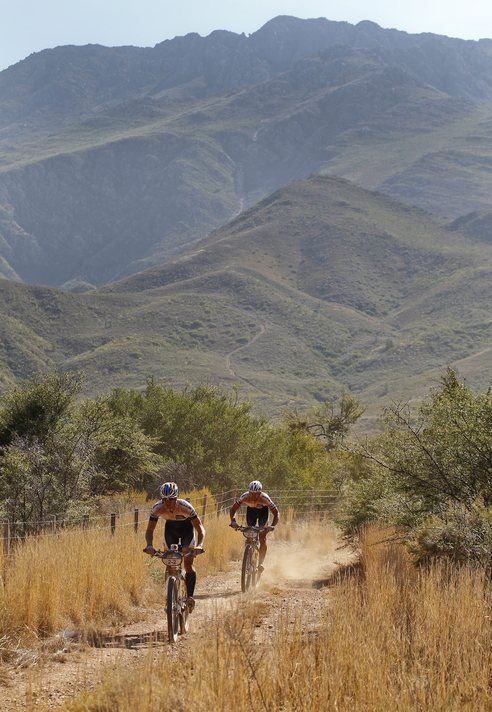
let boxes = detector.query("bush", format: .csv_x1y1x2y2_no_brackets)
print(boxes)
0,374,160,530
341,369,492,566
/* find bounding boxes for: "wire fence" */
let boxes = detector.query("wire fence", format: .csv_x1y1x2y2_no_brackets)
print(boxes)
0,486,338,562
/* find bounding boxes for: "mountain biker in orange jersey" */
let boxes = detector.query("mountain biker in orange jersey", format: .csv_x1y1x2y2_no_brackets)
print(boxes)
144,482,205,612
230,480,279,569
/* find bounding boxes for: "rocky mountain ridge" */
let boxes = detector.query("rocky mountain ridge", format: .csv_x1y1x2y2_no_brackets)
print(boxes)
1,16,492,290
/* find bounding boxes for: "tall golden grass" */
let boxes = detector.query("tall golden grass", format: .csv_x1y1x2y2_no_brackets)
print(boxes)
63,525,492,712
195,512,243,576
0,492,243,646
0,526,147,641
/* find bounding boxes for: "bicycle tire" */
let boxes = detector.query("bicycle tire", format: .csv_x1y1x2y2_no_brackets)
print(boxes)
241,544,254,592
178,575,189,635
251,546,259,589
166,576,179,643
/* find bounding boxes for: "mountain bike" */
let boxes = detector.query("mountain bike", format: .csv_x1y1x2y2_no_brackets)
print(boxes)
152,546,204,643
232,525,274,592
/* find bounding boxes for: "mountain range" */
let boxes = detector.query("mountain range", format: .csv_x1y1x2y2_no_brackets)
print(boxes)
0,16,491,419
2,16,492,287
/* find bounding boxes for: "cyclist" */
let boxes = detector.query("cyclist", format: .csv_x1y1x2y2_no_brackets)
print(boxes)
229,480,279,570
143,481,205,612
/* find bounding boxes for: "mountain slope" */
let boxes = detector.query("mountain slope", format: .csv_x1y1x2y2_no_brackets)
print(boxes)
0,176,490,419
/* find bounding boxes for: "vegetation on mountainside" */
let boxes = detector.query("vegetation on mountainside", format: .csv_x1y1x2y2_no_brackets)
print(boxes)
340,369,492,566
0,176,491,415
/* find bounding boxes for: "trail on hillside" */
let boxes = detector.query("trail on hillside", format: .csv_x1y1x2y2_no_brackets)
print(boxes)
225,323,266,377
0,534,351,710
225,324,271,396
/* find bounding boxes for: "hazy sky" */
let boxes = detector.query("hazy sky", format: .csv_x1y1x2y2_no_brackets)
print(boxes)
2,0,492,71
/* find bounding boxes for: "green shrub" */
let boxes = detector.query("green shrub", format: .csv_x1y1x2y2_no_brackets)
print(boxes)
341,369,492,566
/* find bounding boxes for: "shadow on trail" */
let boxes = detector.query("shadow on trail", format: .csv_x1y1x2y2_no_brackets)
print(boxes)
85,590,242,649
87,630,168,650
195,590,241,601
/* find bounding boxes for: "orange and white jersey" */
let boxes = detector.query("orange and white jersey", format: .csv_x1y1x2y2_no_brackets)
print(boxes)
235,491,279,514
149,498,198,522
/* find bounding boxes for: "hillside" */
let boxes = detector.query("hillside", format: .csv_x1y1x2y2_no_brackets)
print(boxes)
0,176,490,419
2,17,492,286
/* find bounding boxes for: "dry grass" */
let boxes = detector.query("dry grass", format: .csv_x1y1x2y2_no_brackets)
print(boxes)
0,492,245,650
0,526,147,643
62,524,492,712
195,512,244,576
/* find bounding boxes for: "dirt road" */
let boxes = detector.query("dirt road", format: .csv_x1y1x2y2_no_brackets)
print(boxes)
0,535,350,710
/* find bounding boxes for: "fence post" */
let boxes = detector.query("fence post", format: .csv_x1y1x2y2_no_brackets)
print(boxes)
110,513,116,536
3,520,10,561
201,494,207,522
2,521,10,583
134,508,139,534
82,514,89,529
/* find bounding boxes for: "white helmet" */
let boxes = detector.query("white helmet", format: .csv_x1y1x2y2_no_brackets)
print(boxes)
160,481,178,499
248,480,262,492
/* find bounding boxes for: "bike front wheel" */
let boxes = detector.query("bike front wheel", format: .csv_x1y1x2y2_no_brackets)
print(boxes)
251,546,259,589
241,544,258,592
166,576,179,643
178,575,189,635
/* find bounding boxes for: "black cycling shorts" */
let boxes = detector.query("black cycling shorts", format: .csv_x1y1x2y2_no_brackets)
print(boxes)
164,519,195,548
246,506,269,527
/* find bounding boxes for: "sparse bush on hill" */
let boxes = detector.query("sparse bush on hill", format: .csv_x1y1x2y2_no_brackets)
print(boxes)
341,369,492,566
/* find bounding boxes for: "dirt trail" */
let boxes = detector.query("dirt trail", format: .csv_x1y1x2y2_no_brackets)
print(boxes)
0,536,351,711
225,324,266,378
225,324,271,396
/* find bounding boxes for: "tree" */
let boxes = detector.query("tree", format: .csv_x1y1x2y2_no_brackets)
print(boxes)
82,396,161,495
286,393,364,449
106,380,333,493
0,374,161,529
0,373,81,448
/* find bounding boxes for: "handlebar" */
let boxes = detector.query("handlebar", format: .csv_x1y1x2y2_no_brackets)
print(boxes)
144,547,205,559
153,547,204,558
230,525,275,533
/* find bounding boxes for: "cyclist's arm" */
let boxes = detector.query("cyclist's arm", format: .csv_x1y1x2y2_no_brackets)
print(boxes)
145,516,158,547
192,515,205,547
229,500,240,523
268,502,279,527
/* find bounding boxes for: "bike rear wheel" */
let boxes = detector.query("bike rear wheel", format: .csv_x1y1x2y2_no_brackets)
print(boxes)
166,576,179,643
178,575,189,635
